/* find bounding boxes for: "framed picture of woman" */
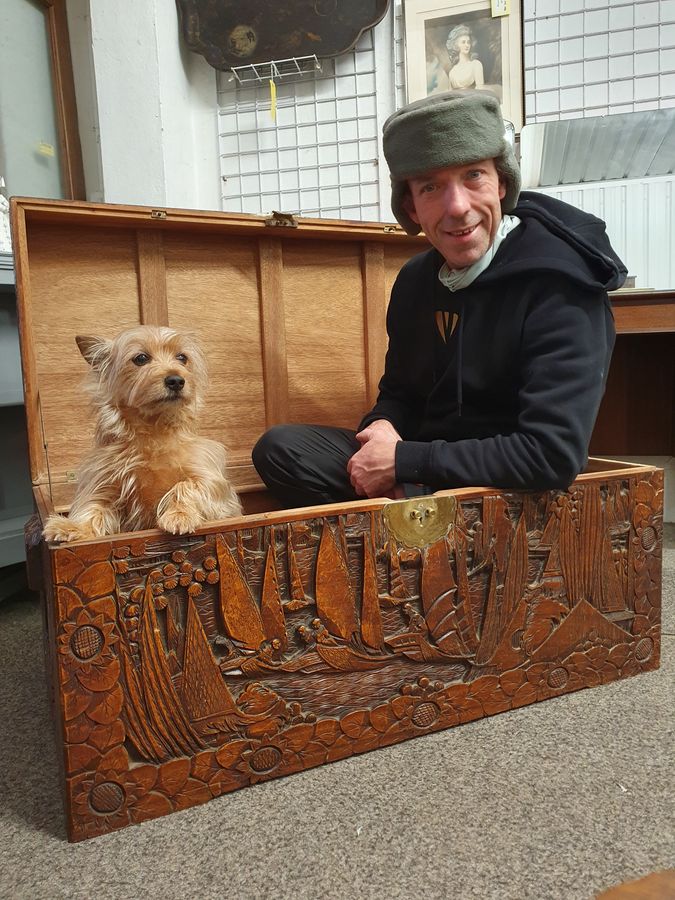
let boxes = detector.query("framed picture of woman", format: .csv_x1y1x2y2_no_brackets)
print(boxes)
403,0,523,132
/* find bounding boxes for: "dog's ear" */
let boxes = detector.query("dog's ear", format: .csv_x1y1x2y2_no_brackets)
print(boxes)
75,335,112,369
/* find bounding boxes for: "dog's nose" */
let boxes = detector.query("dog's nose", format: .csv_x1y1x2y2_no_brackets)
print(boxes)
165,375,185,392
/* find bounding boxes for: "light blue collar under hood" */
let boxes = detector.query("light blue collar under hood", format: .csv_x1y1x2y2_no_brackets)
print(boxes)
438,214,521,292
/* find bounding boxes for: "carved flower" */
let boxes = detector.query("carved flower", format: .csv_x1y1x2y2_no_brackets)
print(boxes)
71,767,138,832
58,608,119,674
237,736,294,784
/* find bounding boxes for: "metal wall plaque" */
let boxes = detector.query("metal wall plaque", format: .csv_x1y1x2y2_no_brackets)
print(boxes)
176,0,390,70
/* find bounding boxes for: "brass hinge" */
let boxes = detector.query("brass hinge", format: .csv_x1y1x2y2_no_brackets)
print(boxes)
382,495,457,549
383,225,400,233
265,210,298,228
150,209,167,219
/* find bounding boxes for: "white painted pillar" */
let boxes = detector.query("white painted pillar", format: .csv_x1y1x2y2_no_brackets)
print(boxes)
67,0,221,210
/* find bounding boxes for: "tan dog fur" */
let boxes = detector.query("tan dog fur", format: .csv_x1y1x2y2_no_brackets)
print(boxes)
43,325,242,542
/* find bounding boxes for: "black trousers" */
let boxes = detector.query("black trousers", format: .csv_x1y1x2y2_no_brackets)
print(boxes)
252,424,433,506
252,424,362,506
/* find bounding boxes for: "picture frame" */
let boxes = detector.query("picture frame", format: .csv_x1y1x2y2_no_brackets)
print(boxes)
403,0,523,133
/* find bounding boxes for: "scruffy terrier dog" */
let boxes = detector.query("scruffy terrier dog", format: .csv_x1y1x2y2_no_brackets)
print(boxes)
43,325,242,542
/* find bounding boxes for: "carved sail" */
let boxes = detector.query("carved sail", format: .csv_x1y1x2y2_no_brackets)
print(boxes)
216,535,265,650
361,529,384,651
138,579,203,756
287,525,307,607
315,520,358,641
182,596,238,722
388,536,408,599
453,526,479,652
474,564,500,665
260,541,288,651
501,515,529,627
595,532,627,613
421,537,472,657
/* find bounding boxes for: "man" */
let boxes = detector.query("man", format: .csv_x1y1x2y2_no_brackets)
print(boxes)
252,91,625,506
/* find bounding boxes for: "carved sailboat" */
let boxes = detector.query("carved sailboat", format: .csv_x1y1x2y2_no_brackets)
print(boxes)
216,535,266,651
559,485,633,622
387,533,474,662
285,524,310,610
181,595,241,734
312,520,390,671
386,536,409,601
119,578,204,761
260,529,288,651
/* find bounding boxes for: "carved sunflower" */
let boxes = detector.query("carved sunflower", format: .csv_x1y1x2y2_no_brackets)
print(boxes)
71,767,139,833
58,608,119,675
237,736,297,784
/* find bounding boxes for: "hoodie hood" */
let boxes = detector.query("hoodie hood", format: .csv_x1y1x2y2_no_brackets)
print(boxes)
476,191,628,293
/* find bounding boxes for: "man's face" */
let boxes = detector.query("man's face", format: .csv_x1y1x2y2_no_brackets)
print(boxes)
404,159,506,269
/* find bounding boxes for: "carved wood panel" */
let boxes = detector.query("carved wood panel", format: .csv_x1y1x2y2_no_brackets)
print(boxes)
47,472,663,840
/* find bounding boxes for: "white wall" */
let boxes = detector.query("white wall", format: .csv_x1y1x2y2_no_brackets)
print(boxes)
66,0,675,212
523,0,675,121
67,0,221,209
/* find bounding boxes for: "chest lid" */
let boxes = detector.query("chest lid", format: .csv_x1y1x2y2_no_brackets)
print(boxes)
11,198,425,494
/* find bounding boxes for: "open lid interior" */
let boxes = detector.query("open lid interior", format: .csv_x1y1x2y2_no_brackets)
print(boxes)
11,199,425,494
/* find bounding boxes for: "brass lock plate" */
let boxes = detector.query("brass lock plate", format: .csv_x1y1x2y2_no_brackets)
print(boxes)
382,495,457,549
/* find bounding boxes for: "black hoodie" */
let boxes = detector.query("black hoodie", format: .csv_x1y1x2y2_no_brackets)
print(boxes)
359,191,626,491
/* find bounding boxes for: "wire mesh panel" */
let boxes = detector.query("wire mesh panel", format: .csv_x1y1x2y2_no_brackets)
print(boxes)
217,27,389,220
523,0,675,124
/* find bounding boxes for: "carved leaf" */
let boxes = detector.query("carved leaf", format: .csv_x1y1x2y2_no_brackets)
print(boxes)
87,684,123,725
64,742,100,775
369,704,393,734
65,719,94,744
314,719,340,746
301,741,328,769
129,791,173,824
499,669,527,697
390,695,414,720
74,562,116,598
282,723,315,753
156,758,191,796
57,586,82,619
208,769,245,797
215,739,250,769
100,745,129,771
129,764,159,795
54,550,85,586
191,751,216,784
63,689,91,722
76,659,121,693
173,777,211,811
76,542,114,565
89,594,117,621
340,710,368,738
88,721,125,753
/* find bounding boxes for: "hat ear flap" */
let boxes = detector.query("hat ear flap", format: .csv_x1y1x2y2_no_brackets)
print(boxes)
391,180,422,235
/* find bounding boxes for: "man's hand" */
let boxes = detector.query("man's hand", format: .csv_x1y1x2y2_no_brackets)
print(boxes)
347,419,402,497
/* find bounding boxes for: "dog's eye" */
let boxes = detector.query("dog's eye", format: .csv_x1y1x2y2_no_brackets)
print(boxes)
132,353,151,366
176,354,188,364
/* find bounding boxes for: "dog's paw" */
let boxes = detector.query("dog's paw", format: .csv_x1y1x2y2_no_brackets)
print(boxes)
157,508,202,535
43,515,98,543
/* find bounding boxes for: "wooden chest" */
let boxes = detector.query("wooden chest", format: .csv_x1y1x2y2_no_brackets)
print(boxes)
11,198,663,842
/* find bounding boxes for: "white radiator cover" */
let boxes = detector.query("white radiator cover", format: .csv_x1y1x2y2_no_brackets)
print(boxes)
534,176,675,291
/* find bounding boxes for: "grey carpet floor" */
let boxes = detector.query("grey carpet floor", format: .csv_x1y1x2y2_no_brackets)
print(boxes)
1,543,673,900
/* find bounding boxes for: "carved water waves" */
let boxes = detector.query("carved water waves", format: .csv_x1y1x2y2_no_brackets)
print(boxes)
50,473,662,840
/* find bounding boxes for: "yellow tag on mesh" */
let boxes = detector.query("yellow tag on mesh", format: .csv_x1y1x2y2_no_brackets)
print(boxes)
491,0,509,15
270,79,277,122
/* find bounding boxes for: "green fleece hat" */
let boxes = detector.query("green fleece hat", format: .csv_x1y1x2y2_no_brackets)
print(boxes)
383,90,521,235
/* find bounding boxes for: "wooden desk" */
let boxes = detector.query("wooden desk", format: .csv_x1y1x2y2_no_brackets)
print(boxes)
590,290,675,457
